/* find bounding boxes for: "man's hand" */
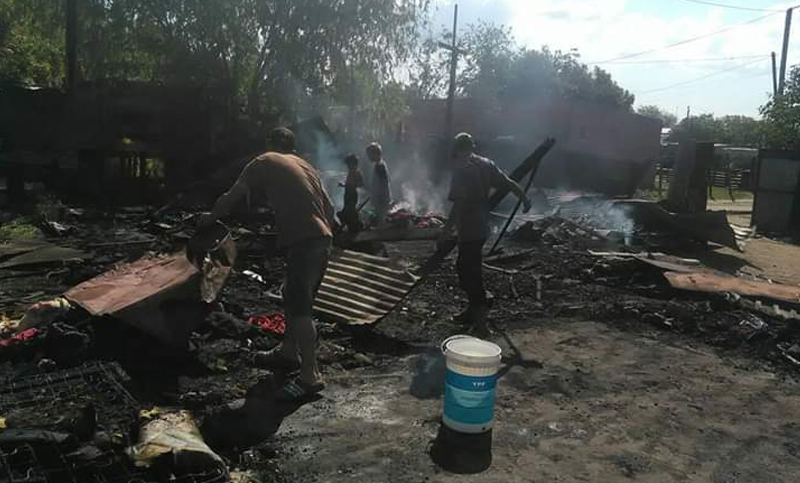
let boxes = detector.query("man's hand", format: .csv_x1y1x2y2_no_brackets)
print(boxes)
197,213,217,228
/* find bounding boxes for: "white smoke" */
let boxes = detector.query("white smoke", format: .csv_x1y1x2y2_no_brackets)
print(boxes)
391,151,448,215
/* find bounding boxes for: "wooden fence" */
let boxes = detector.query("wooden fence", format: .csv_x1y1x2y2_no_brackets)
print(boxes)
655,165,753,201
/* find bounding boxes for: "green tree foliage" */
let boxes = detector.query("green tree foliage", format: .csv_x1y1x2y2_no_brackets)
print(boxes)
0,0,429,120
0,0,66,86
760,66,800,149
410,21,634,110
504,47,634,110
717,115,762,147
637,105,677,128
408,33,449,100
670,113,762,146
670,114,722,143
459,22,516,101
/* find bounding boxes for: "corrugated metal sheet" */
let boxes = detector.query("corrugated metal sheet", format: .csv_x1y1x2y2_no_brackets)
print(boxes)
313,250,419,326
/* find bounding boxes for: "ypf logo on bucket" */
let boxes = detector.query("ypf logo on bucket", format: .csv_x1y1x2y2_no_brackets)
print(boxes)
444,371,497,426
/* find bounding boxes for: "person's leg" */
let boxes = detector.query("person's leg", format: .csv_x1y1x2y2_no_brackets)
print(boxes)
255,254,301,366
293,314,320,385
458,240,487,308
456,242,470,311
285,238,330,386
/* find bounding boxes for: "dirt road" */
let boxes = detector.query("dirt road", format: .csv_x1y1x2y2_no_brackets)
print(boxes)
272,318,800,482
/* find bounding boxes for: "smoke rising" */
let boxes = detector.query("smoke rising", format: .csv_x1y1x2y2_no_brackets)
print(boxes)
547,191,635,236
392,152,448,215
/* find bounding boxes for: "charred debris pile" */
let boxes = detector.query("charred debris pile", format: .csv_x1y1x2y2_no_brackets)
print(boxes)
0,155,798,482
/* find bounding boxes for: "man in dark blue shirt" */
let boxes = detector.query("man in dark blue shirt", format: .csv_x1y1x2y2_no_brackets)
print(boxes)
443,132,531,329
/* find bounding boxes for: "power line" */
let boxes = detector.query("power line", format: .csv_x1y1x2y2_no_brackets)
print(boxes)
589,11,780,64
598,54,768,65
638,57,768,94
675,0,783,12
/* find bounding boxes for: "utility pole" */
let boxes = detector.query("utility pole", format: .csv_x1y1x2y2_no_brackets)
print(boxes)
349,61,356,136
779,7,793,95
439,4,464,140
772,51,779,96
65,0,78,93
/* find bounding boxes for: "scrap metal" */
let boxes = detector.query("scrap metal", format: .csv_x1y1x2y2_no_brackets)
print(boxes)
313,250,419,326
64,223,235,346
664,271,800,305
0,245,89,269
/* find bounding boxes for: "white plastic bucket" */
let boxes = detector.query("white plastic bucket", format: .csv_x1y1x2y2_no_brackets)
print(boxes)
442,335,502,434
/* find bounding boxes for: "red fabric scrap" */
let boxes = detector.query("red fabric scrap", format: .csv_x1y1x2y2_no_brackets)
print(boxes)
0,329,41,348
248,312,286,335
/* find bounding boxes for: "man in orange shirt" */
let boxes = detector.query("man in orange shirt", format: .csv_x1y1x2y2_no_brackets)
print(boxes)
199,127,335,400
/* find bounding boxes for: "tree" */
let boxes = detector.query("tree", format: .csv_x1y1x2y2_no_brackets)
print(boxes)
670,114,722,143
408,30,449,100
459,21,516,101
669,113,762,146
717,115,761,147
637,105,677,128
412,21,635,111
760,65,800,149
0,0,430,120
0,0,65,86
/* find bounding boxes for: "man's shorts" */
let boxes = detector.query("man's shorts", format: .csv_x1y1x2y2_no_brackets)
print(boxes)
284,236,331,317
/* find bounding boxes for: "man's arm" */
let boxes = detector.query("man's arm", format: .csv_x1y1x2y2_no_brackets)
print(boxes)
491,164,531,213
198,165,254,226
503,176,532,212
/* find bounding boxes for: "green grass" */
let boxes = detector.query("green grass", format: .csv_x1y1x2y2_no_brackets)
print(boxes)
708,186,753,202
0,218,44,241
640,181,753,203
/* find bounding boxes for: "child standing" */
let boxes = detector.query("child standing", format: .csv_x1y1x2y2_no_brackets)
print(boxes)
338,153,364,232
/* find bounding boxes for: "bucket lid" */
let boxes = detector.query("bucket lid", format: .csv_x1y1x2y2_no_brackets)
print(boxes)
445,336,501,361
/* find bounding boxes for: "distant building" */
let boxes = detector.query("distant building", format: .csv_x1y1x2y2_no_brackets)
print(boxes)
406,97,662,196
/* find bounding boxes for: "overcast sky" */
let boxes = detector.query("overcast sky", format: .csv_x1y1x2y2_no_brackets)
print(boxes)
429,0,799,118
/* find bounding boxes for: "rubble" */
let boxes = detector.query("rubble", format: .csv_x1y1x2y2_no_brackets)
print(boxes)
0,179,798,482
0,245,90,269
18,297,72,330
128,408,226,473
64,223,235,347
663,271,800,304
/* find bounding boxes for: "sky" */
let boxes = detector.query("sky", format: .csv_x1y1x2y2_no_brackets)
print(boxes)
429,0,800,118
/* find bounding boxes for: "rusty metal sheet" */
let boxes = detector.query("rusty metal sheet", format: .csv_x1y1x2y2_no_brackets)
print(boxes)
313,250,419,325
588,250,703,274
664,271,800,305
0,245,90,269
64,253,199,316
634,257,704,274
0,241,50,259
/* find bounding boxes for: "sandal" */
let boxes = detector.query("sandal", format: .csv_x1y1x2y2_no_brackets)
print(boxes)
275,378,325,402
253,349,301,372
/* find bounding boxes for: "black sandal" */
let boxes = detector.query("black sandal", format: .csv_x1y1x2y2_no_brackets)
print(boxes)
253,349,301,372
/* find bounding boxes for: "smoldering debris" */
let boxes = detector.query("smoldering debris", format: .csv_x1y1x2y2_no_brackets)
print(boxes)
0,178,798,483
515,191,742,251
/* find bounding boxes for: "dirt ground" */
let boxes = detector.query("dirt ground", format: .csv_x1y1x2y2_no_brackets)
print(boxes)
273,318,800,482
695,199,800,286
